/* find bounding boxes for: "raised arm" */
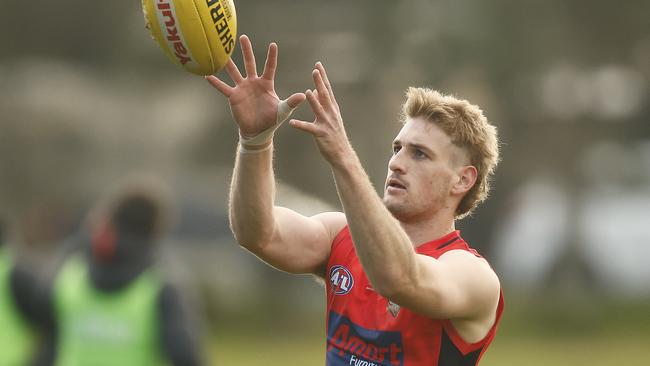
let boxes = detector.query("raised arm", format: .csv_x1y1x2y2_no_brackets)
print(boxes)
205,36,346,275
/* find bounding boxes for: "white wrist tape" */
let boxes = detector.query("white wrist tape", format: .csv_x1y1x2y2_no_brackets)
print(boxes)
239,99,295,147
238,143,273,154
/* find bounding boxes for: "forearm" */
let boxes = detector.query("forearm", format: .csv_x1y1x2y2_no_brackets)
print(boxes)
228,143,277,247
331,150,416,296
292,63,418,292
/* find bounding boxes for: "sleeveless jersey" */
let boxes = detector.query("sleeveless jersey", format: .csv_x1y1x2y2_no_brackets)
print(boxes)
325,228,504,366
54,258,164,366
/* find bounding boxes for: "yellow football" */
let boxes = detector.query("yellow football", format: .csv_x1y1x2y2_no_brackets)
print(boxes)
142,0,237,75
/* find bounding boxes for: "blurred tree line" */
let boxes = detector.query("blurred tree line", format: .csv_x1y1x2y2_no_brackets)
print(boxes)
0,0,649,307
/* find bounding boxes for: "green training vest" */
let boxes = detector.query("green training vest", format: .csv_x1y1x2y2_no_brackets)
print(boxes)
0,248,34,365
54,258,164,366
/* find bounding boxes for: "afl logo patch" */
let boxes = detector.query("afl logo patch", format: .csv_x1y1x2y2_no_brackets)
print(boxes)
329,265,354,295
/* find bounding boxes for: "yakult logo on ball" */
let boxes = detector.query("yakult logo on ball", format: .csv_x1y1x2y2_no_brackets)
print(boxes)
330,265,354,295
155,0,196,67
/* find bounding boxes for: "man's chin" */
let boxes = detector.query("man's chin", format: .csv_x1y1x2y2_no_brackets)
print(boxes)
383,198,405,217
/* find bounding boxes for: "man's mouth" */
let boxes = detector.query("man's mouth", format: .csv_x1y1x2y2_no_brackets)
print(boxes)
386,178,407,191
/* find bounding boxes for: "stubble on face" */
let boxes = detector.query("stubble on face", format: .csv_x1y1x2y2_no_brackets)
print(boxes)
383,178,450,223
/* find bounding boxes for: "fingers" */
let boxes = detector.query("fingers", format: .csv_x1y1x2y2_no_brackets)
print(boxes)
315,62,338,107
225,58,243,84
261,43,278,81
285,92,306,109
305,89,329,127
305,89,328,121
204,75,233,97
289,119,321,136
312,69,332,109
240,35,258,78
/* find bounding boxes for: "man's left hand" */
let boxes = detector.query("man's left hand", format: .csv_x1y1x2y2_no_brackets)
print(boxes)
289,62,353,168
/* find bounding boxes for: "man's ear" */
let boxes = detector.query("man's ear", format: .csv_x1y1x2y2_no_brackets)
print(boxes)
451,165,477,196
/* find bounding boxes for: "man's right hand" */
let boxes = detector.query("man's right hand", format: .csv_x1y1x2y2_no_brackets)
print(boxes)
205,35,305,139
207,35,345,277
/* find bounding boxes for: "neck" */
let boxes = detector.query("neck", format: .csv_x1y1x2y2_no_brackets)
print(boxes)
399,210,456,247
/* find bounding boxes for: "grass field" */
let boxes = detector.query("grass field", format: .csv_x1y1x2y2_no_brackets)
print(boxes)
209,296,650,365
212,331,650,366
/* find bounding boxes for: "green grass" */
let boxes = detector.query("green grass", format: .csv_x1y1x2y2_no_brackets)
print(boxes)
211,331,324,365
483,336,650,366
211,332,650,366
207,297,650,365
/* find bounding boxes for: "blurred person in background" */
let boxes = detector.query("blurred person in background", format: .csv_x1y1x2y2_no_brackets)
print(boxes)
206,35,503,365
0,217,38,365
31,177,204,366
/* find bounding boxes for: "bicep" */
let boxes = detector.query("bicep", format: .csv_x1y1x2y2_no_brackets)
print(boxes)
242,207,346,275
392,250,500,320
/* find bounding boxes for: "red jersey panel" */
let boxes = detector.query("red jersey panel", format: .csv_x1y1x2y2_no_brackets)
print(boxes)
325,227,504,366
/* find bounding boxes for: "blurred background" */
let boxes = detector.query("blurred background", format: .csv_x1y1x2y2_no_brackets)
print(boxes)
1,0,649,365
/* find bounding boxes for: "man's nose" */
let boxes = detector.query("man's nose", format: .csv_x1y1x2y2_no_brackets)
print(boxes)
388,151,406,174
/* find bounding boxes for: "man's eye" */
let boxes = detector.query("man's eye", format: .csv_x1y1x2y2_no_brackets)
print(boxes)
392,146,401,154
415,149,427,158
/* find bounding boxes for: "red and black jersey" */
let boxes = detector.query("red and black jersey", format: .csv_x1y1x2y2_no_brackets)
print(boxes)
325,227,504,366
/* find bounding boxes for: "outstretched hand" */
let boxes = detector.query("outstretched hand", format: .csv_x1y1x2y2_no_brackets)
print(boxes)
205,35,305,138
289,62,352,165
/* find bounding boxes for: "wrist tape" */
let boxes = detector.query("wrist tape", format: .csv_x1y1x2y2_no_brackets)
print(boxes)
239,99,295,149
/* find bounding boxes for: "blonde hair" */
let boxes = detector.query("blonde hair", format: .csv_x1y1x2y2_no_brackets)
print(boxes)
401,87,499,218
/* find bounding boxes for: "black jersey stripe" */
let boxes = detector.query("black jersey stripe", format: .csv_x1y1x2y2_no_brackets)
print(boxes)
436,237,460,250
438,328,481,366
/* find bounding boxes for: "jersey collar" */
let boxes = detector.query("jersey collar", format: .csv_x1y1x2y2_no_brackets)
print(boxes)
415,230,461,252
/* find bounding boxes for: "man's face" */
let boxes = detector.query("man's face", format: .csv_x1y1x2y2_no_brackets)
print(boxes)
382,117,466,222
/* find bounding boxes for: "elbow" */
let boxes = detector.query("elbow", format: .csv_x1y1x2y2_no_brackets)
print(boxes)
231,228,272,251
229,218,275,251
371,275,415,301
228,206,276,250
374,284,399,301
377,278,445,313
372,270,434,306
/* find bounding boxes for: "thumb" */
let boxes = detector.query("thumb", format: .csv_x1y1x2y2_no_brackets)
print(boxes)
285,92,306,109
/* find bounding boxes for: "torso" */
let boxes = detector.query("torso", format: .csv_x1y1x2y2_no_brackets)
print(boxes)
54,258,162,366
325,227,503,366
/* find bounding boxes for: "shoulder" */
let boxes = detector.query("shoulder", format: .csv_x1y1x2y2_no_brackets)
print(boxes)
439,249,500,312
438,249,498,282
310,211,347,245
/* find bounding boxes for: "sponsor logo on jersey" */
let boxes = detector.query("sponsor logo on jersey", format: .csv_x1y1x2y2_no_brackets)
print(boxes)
327,312,404,366
206,0,235,54
71,314,135,343
330,265,354,295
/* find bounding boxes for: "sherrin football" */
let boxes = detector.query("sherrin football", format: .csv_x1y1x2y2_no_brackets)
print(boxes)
142,0,237,75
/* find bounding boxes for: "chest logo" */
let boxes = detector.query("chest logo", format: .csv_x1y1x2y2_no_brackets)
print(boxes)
329,265,354,295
